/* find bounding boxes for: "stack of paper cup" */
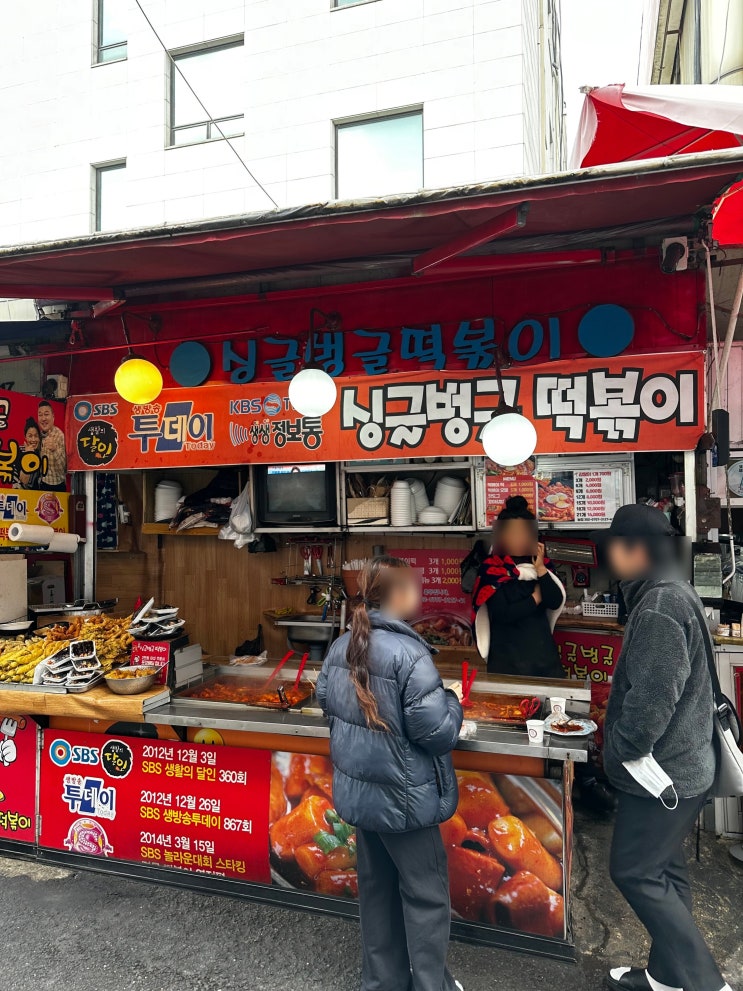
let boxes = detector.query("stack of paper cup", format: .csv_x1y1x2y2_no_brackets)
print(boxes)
390,480,413,527
434,476,466,515
154,480,183,522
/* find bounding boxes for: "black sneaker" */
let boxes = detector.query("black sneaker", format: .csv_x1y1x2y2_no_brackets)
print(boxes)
606,968,651,991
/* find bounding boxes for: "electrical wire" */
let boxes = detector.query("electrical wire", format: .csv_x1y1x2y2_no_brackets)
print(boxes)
716,0,732,85
131,0,278,209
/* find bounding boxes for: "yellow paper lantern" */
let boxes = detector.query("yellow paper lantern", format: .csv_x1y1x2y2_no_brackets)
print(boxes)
114,357,163,405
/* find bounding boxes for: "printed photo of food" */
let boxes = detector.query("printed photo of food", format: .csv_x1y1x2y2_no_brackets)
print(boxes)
537,472,575,523
411,612,474,647
269,754,565,938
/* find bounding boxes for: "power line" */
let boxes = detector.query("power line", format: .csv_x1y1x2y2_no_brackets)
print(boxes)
132,0,278,209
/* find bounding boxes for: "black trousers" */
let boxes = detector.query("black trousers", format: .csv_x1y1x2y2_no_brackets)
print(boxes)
610,791,724,991
356,825,457,991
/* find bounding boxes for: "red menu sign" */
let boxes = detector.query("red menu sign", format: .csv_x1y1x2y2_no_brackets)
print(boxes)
39,729,271,881
396,548,470,615
484,473,537,525
0,714,37,844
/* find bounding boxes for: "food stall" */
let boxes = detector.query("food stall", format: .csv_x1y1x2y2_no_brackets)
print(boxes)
0,153,739,955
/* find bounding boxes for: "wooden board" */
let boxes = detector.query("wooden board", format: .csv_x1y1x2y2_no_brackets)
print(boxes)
0,684,169,721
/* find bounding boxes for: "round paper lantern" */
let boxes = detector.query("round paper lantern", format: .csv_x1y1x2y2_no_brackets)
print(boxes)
288,366,337,417
481,412,537,467
114,357,163,405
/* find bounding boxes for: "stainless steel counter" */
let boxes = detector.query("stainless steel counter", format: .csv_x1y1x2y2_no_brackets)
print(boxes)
145,699,589,762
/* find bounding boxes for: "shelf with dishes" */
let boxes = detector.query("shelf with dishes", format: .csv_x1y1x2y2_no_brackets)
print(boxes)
341,460,474,531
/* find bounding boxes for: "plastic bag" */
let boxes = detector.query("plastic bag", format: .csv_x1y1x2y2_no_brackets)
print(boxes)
219,482,256,549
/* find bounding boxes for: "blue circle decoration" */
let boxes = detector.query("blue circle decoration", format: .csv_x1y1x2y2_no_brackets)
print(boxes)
578,304,635,358
170,341,211,387
263,394,283,416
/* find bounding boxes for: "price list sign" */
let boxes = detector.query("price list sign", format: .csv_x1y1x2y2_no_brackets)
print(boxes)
396,548,470,615
39,729,271,882
484,474,537,525
573,470,621,524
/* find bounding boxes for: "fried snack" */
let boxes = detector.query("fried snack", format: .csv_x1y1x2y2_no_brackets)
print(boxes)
487,815,563,892
0,637,50,683
270,765,288,826
270,794,332,861
455,772,509,830
447,846,506,920
487,870,564,938
40,615,134,674
439,812,468,847
106,666,158,679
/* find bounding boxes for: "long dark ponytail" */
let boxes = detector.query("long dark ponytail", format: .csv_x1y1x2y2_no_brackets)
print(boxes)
347,555,410,731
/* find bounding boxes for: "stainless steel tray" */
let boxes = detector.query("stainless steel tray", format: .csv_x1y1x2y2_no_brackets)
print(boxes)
0,673,105,694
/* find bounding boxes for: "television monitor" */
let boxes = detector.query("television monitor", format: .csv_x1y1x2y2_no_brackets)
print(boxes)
254,463,337,527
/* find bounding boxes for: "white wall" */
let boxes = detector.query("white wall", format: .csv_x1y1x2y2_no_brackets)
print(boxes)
0,0,564,245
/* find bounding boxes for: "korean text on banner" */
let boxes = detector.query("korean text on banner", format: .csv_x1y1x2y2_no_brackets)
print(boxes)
0,715,37,843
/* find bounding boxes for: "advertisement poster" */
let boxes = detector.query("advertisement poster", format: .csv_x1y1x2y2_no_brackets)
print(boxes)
536,469,623,525
0,714,37,844
39,730,271,882
0,489,70,546
483,468,537,525
554,629,622,683
66,350,705,472
270,752,566,939
396,548,473,648
0,390,67,492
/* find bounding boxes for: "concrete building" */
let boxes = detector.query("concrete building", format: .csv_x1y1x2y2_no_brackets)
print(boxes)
0,0,565,245
640,0,743,86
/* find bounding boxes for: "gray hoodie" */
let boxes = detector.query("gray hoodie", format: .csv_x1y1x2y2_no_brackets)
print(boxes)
604,578,715,799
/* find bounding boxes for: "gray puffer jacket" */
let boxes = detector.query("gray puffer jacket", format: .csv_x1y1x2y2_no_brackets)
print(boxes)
316,612,464,833
604,578,715,799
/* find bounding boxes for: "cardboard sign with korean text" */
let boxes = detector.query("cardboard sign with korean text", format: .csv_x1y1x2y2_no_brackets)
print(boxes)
66,351,706,471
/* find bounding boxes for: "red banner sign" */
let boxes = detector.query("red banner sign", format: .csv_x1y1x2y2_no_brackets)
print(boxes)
39,729,271,881
0,714,37,844
66,351,705,471
0,390,67,490
554,628,623,683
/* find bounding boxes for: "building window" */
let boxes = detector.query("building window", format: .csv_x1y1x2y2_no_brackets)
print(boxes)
94,161,127,232
169,38,245,147
96,0,127,63
335,111,423,200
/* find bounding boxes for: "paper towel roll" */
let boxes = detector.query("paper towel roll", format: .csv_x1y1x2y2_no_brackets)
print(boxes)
8,523,55,545
45,533,81,554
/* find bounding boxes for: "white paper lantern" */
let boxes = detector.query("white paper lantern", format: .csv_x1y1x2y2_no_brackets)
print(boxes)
288,366,338,417
481,412,537,467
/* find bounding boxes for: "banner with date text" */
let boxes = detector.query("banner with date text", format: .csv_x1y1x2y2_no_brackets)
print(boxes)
66,350,705,471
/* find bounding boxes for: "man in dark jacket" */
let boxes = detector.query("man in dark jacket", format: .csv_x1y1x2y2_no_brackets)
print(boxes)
597,505,728,991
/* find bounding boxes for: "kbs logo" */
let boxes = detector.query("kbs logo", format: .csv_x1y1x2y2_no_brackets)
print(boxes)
49,739,100,768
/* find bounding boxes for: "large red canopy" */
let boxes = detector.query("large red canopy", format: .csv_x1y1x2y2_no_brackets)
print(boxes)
572,84,743,169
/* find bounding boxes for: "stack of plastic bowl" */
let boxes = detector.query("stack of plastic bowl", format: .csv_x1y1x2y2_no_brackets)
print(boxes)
154,480,183,522
406,478,429,522
434,476,466,517
390,480,413,527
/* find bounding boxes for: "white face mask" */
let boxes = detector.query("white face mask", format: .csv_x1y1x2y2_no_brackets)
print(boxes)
622,754,679,810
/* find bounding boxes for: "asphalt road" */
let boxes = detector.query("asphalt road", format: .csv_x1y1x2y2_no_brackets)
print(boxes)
0,811,739,991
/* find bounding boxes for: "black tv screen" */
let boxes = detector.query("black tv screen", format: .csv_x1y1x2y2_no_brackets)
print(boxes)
255,464,337,526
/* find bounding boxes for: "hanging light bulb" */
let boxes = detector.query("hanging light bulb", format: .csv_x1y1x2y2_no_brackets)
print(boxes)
114,356,163,405
481,411,537,467
288,366,338,417
480,344,538,467
287,308,341,418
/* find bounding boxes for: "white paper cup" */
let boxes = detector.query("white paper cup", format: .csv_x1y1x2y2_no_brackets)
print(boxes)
526,719,545,745
550,697,567,718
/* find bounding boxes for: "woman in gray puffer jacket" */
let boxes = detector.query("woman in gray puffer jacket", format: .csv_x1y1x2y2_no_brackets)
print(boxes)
316,555,464,991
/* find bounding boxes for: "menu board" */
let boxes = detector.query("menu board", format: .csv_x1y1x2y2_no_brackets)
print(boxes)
396,548,473,648
39,729,271,881
483,473,537,525
0,714,37,844
537,468,622,525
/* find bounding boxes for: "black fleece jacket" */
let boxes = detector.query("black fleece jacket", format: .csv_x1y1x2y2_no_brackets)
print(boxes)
604,578,716,799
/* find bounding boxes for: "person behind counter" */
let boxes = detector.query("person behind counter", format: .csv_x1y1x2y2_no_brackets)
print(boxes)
316,555,465,991
471,495,566,678
596,504,731,991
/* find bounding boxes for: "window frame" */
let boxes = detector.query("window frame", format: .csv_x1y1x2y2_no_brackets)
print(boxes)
94,0,127,65
168,36,246,149
334,108,424,200
93,159,127,233
331,0,381,9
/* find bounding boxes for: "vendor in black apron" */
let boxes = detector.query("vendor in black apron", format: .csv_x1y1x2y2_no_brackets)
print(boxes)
471,495,615,813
